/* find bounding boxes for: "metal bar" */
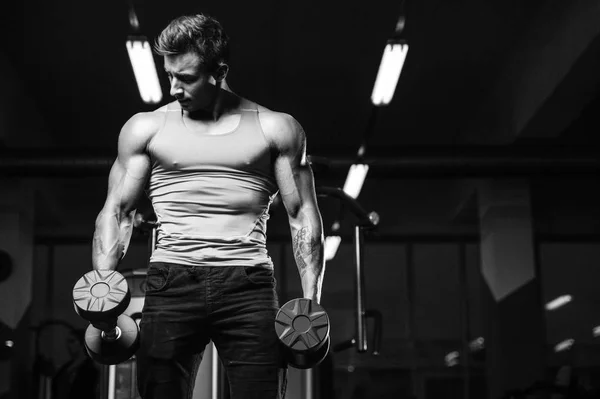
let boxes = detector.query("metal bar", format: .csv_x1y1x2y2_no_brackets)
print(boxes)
405,243,417,397
305,369,314,399
131,360,137,398
312,147,600,177
365,309,382,355
2,147,598,177
354,225,368,353
332,338,356,353
108,365,116,399
405,244,415,341
44,245,54,318
316,186,378,228
458,243,471,399
43,378,51,399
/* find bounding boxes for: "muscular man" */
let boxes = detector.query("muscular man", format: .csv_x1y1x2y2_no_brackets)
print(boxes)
91,13,325,399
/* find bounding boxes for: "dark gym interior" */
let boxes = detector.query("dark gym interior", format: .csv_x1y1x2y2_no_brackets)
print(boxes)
1,0,600,398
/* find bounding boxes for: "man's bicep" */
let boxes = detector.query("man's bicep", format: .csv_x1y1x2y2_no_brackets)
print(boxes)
103,158,147,214
104,115,152,212
105,159,124,198
270,113,318,216
274,155,318,218
106,154,150,212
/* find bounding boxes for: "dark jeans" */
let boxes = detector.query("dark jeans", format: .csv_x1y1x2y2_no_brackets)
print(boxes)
137,263,287,399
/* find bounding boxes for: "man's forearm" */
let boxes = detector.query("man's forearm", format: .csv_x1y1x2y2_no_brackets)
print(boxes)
92,208,135,271
290,209,325,302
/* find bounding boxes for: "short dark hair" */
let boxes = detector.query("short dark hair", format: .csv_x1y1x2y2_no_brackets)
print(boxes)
154,14,230,73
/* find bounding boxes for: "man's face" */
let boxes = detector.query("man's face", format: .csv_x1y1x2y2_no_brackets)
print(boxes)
164,52,215,112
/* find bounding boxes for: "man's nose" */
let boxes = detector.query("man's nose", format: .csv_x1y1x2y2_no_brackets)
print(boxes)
170,80,184,98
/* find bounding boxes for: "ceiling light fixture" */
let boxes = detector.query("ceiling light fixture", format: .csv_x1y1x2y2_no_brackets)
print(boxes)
554,339,574,352
468,337,485,352
445,351,460,367
545,295,573,311
324,236,342,261
126,38,163,104
126,2,162,104
342,164,370,199
371,15,409,106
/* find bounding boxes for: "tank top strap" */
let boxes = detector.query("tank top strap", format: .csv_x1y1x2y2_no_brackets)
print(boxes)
238,97,258,111
161,102,185,128
237,104,260,131
148,103,182,154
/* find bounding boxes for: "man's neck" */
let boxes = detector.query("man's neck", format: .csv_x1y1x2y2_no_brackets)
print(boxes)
185,81,240,122
211,80,234,121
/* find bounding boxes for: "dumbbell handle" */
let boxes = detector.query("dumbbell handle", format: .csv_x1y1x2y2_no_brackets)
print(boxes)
100,326,122,342
90,319,121,342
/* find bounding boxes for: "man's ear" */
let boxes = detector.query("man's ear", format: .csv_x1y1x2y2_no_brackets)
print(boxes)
213,64,229,82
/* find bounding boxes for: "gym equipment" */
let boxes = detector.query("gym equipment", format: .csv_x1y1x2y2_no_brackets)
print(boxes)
30,319,78,399
316,186,379,354
275,298,331,369
72,270,140,365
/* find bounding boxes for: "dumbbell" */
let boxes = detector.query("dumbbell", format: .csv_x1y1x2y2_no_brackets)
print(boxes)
72,270,140,365
274,298,330,369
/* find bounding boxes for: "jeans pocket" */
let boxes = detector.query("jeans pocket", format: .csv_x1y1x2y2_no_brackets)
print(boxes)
144,264,171,293
242,267,275,285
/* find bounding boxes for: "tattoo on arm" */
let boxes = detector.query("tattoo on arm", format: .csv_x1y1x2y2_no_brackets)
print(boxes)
293,226,318,277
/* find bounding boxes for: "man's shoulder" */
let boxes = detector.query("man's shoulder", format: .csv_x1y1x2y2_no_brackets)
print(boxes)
122,104,172,136
234,97,304,145
119,106,170,149
257,110,302,135
257,110,304,152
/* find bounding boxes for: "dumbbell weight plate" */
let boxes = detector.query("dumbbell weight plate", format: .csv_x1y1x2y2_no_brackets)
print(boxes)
85,313,140,365
73,270,131,322
275,298,330,369
287,335,331,370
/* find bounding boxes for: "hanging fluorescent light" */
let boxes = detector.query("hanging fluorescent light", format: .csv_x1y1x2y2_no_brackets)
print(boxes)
324,236,342,261
343,164,369,199
468,337,485,352
545,295,573,311
554,339,574,352
371,41,409,106
126,37,163,104
444,351,460,367
371,14,409,106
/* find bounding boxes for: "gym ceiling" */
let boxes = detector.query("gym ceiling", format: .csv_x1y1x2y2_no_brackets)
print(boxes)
1,0,599,236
